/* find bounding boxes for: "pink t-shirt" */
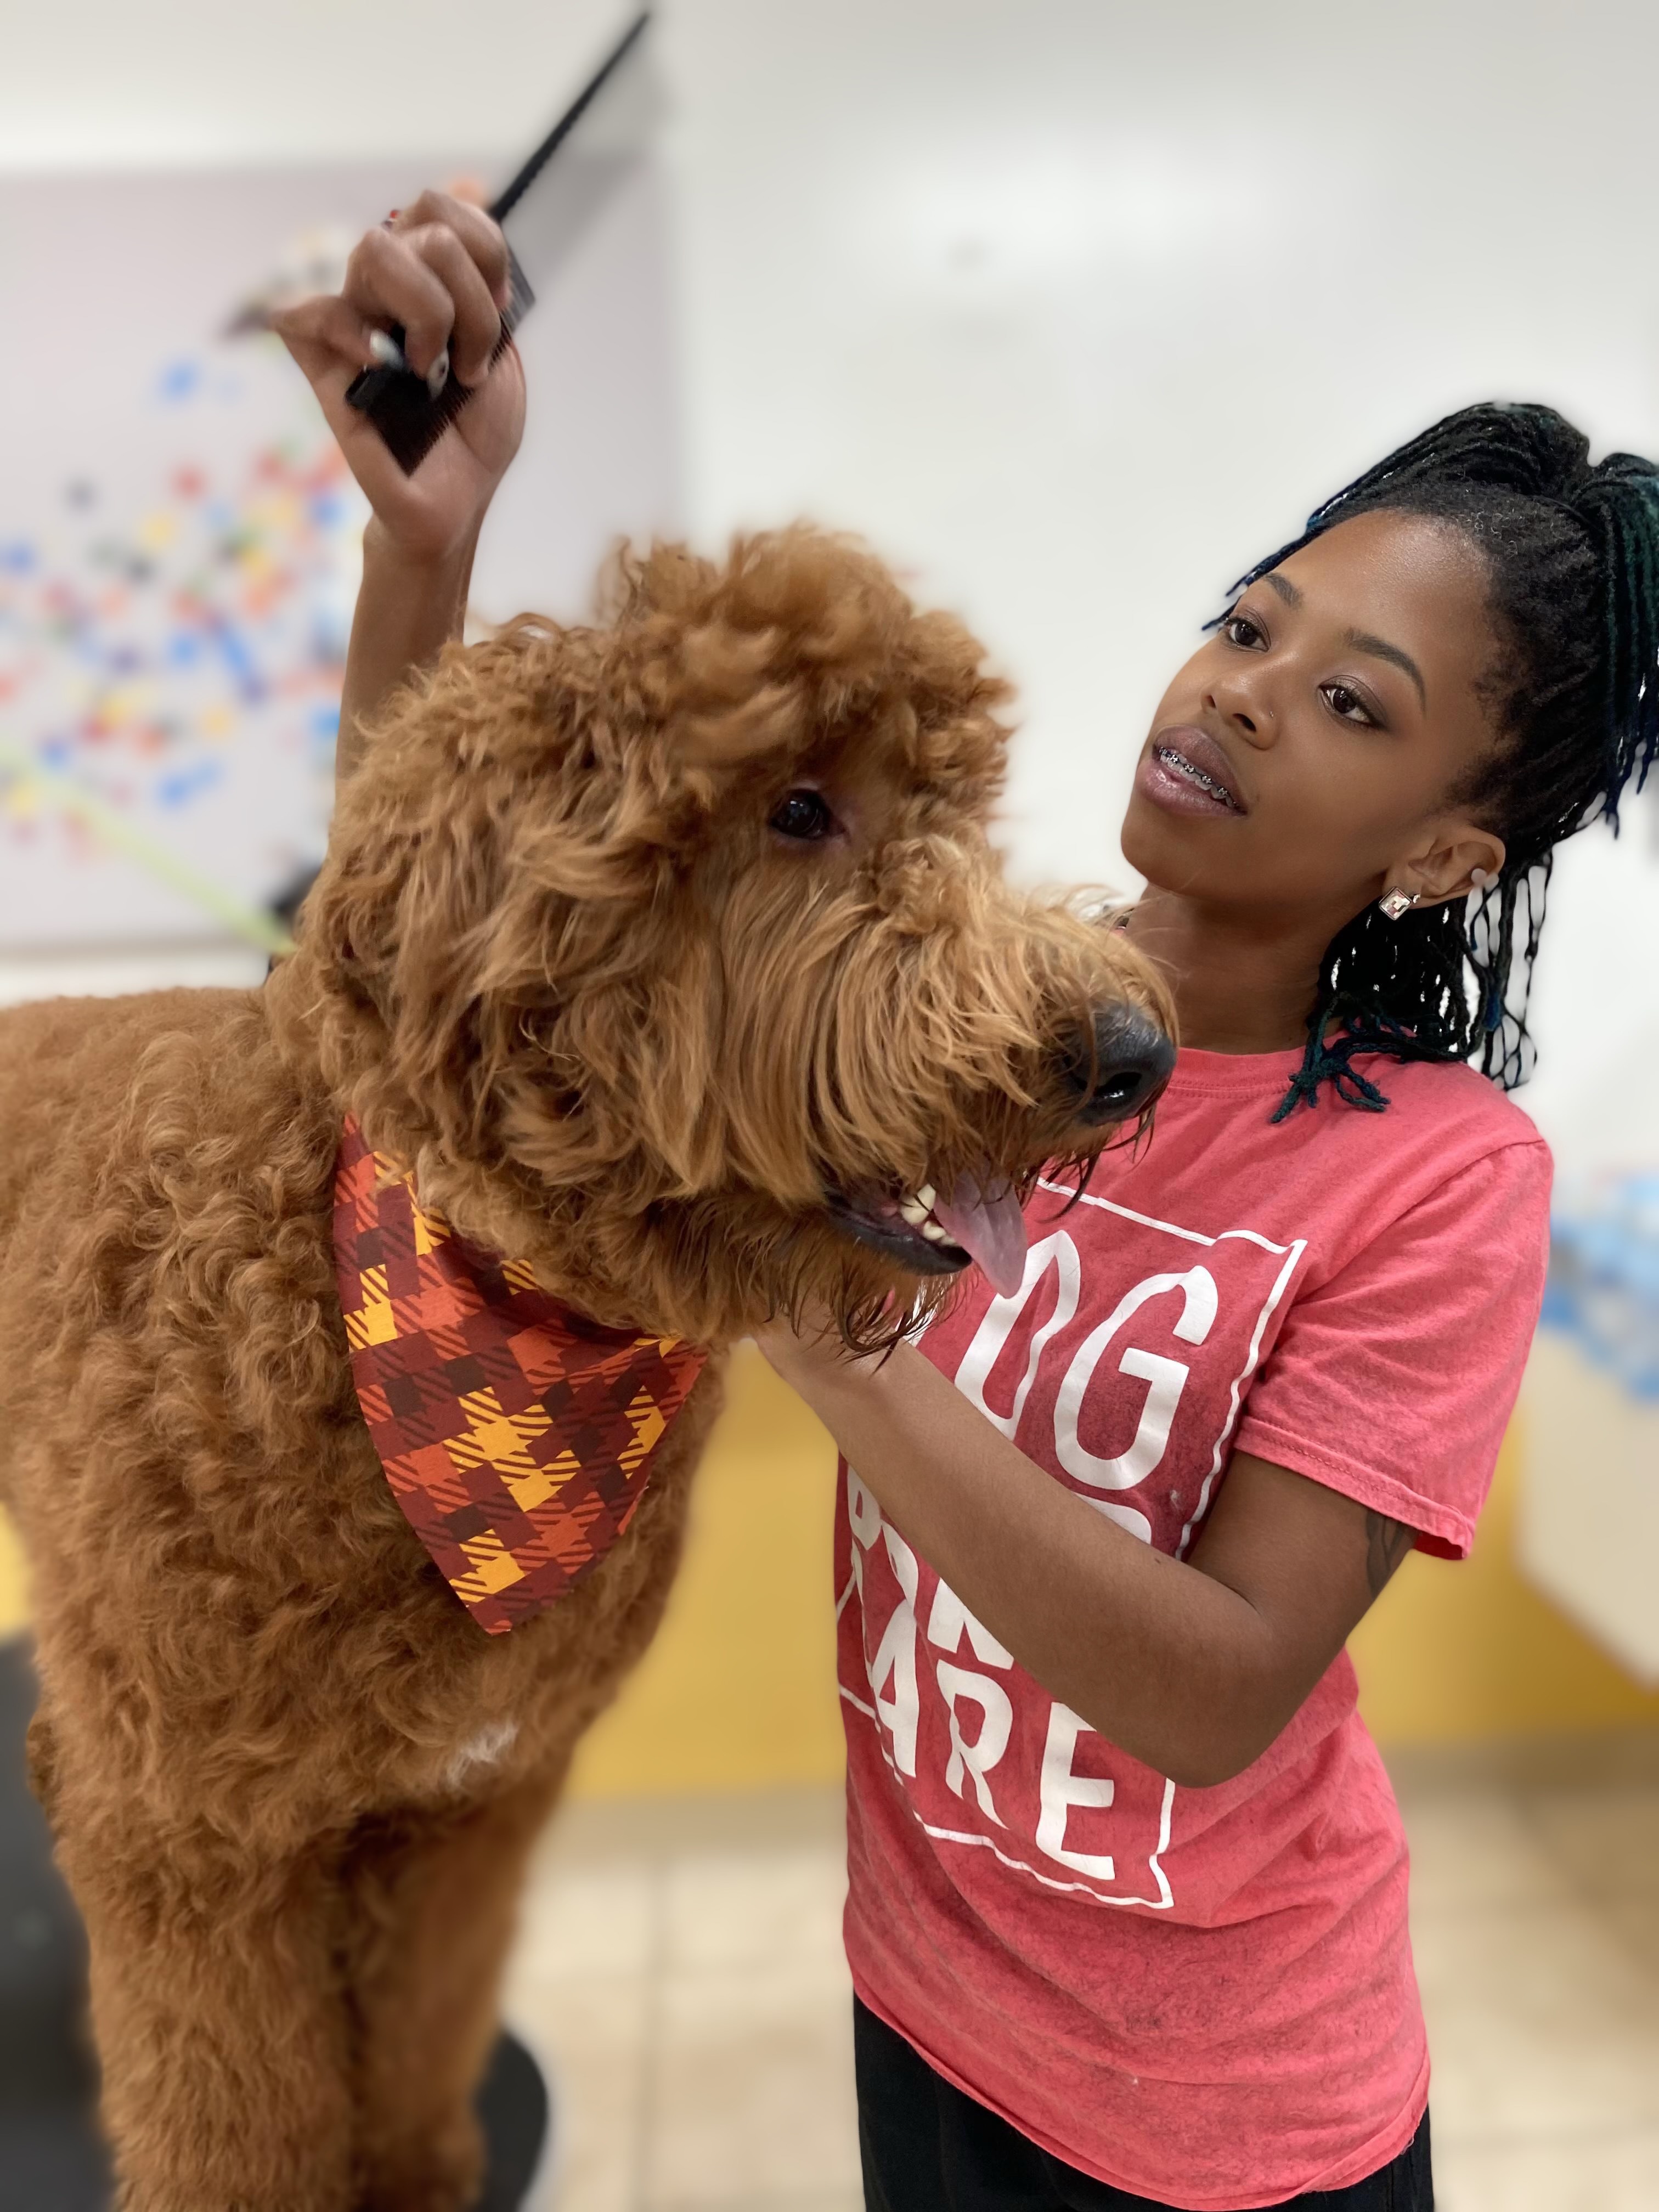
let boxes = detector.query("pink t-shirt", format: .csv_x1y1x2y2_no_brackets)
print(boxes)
837,1045,1551,2209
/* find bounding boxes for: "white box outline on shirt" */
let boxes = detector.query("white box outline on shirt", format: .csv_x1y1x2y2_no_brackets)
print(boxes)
837,1182,1308,1913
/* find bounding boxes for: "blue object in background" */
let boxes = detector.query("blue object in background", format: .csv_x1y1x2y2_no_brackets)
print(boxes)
1541,1172,1659,1404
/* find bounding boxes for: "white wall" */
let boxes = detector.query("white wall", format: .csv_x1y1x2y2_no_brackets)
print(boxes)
7,0,1659,1146
656,0,1659,1146
0,1,630,170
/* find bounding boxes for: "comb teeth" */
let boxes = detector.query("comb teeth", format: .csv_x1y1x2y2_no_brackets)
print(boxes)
343,248,536,476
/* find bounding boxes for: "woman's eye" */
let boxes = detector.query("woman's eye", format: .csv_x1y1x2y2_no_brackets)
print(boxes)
769,788,839,840
1322,683,1377,726
1222,612,1265,648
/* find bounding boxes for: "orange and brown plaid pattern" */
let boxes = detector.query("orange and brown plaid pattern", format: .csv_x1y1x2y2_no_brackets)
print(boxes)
333,1116,708,1635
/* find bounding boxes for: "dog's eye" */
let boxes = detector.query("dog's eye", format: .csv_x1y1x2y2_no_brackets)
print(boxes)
769,789,838,842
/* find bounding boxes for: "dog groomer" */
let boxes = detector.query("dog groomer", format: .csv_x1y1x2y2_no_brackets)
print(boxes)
287,201,1658,2212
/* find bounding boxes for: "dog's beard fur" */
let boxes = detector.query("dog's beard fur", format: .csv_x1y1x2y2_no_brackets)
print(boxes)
270,528,1172,1352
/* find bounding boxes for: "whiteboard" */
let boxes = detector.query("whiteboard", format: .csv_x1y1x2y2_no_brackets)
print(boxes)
0,155,678,950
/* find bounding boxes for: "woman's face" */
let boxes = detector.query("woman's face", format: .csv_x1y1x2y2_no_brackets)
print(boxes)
1120,509,1506,926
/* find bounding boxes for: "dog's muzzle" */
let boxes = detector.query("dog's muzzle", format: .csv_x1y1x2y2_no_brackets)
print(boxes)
823,998,1174,1296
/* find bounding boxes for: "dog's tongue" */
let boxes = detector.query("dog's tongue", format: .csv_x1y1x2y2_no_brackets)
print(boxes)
932,1176,1028,1299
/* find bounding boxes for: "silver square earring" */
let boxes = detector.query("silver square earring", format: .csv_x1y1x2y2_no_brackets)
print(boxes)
1378,888,1417,921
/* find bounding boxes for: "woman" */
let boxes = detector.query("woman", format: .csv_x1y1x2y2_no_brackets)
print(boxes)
287,203,1656,2212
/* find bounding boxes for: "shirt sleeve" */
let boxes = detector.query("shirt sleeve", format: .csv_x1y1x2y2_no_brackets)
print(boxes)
1232,1137,1553,1558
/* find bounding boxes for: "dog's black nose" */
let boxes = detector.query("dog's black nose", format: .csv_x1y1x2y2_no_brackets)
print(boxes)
1060,1005,1176,1125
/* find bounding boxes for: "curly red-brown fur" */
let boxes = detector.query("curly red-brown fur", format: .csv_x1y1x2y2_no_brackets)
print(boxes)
0,527,1167,2209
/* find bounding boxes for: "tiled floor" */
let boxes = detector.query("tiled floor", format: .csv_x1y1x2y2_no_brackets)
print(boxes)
504,1792,860,2212
504,1750,1659,2212
1403,1750,1659,2211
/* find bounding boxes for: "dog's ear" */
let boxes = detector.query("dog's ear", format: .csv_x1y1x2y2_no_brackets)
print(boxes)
298,623,702,1160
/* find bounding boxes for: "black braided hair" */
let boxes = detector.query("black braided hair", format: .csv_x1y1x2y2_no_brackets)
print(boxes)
1217,403,1659,1119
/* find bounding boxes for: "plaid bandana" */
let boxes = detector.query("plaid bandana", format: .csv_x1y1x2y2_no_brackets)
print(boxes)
333,1115,708,1635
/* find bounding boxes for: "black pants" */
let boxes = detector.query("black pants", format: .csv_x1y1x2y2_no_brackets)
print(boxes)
854,1999,1434,2212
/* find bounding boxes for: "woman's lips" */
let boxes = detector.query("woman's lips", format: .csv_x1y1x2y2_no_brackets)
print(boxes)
1136,728,1247,818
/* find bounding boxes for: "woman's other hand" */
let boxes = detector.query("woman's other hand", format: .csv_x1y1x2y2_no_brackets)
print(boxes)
273,188,526,567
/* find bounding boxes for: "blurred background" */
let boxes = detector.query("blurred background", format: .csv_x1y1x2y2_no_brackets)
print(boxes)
3,3,1658,2207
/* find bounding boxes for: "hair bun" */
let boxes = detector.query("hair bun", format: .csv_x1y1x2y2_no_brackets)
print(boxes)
1571,445,1659,509
1474,403,1594,499
1306,403,1592,522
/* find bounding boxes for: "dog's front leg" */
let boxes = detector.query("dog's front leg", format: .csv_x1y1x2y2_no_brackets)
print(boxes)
57,1821,356,2212
343,1762,569,2212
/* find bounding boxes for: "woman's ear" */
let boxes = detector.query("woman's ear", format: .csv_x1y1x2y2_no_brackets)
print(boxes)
1395,822,1508,909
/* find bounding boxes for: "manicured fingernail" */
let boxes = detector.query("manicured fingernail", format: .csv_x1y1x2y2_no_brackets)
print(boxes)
368,329,407,371
426,348,450,398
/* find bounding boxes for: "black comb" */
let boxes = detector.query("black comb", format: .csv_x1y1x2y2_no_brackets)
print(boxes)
345,9,651,476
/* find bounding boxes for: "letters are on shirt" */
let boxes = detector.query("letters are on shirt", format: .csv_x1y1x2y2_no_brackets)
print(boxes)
836,1189,1307,1911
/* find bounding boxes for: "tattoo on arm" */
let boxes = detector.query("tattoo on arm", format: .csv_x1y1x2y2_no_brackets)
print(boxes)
1364,1510,1414,1598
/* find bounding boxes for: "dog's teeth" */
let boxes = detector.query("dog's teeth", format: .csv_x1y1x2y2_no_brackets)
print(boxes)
919,1221,951,1244
898,1195,930,1226
915,1184,937,1213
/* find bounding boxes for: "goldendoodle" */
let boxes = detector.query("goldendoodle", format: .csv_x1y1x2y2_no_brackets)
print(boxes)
0,526,1171,2210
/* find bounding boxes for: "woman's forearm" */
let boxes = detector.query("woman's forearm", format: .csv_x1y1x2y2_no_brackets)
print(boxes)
769,1337,1289,1786
337,519,480,789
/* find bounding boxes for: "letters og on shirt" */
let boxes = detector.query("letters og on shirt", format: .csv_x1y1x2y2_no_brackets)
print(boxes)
837,1180,1305,1912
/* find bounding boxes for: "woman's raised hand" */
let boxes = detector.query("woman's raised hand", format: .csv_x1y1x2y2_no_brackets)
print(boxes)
274,188,527,566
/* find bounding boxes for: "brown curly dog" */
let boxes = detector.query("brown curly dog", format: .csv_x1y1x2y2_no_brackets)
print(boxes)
0,528,1171,2211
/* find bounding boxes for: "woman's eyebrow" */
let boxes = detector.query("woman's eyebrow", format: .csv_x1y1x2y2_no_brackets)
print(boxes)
1257,571,1426,706
1342,628,1426,708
